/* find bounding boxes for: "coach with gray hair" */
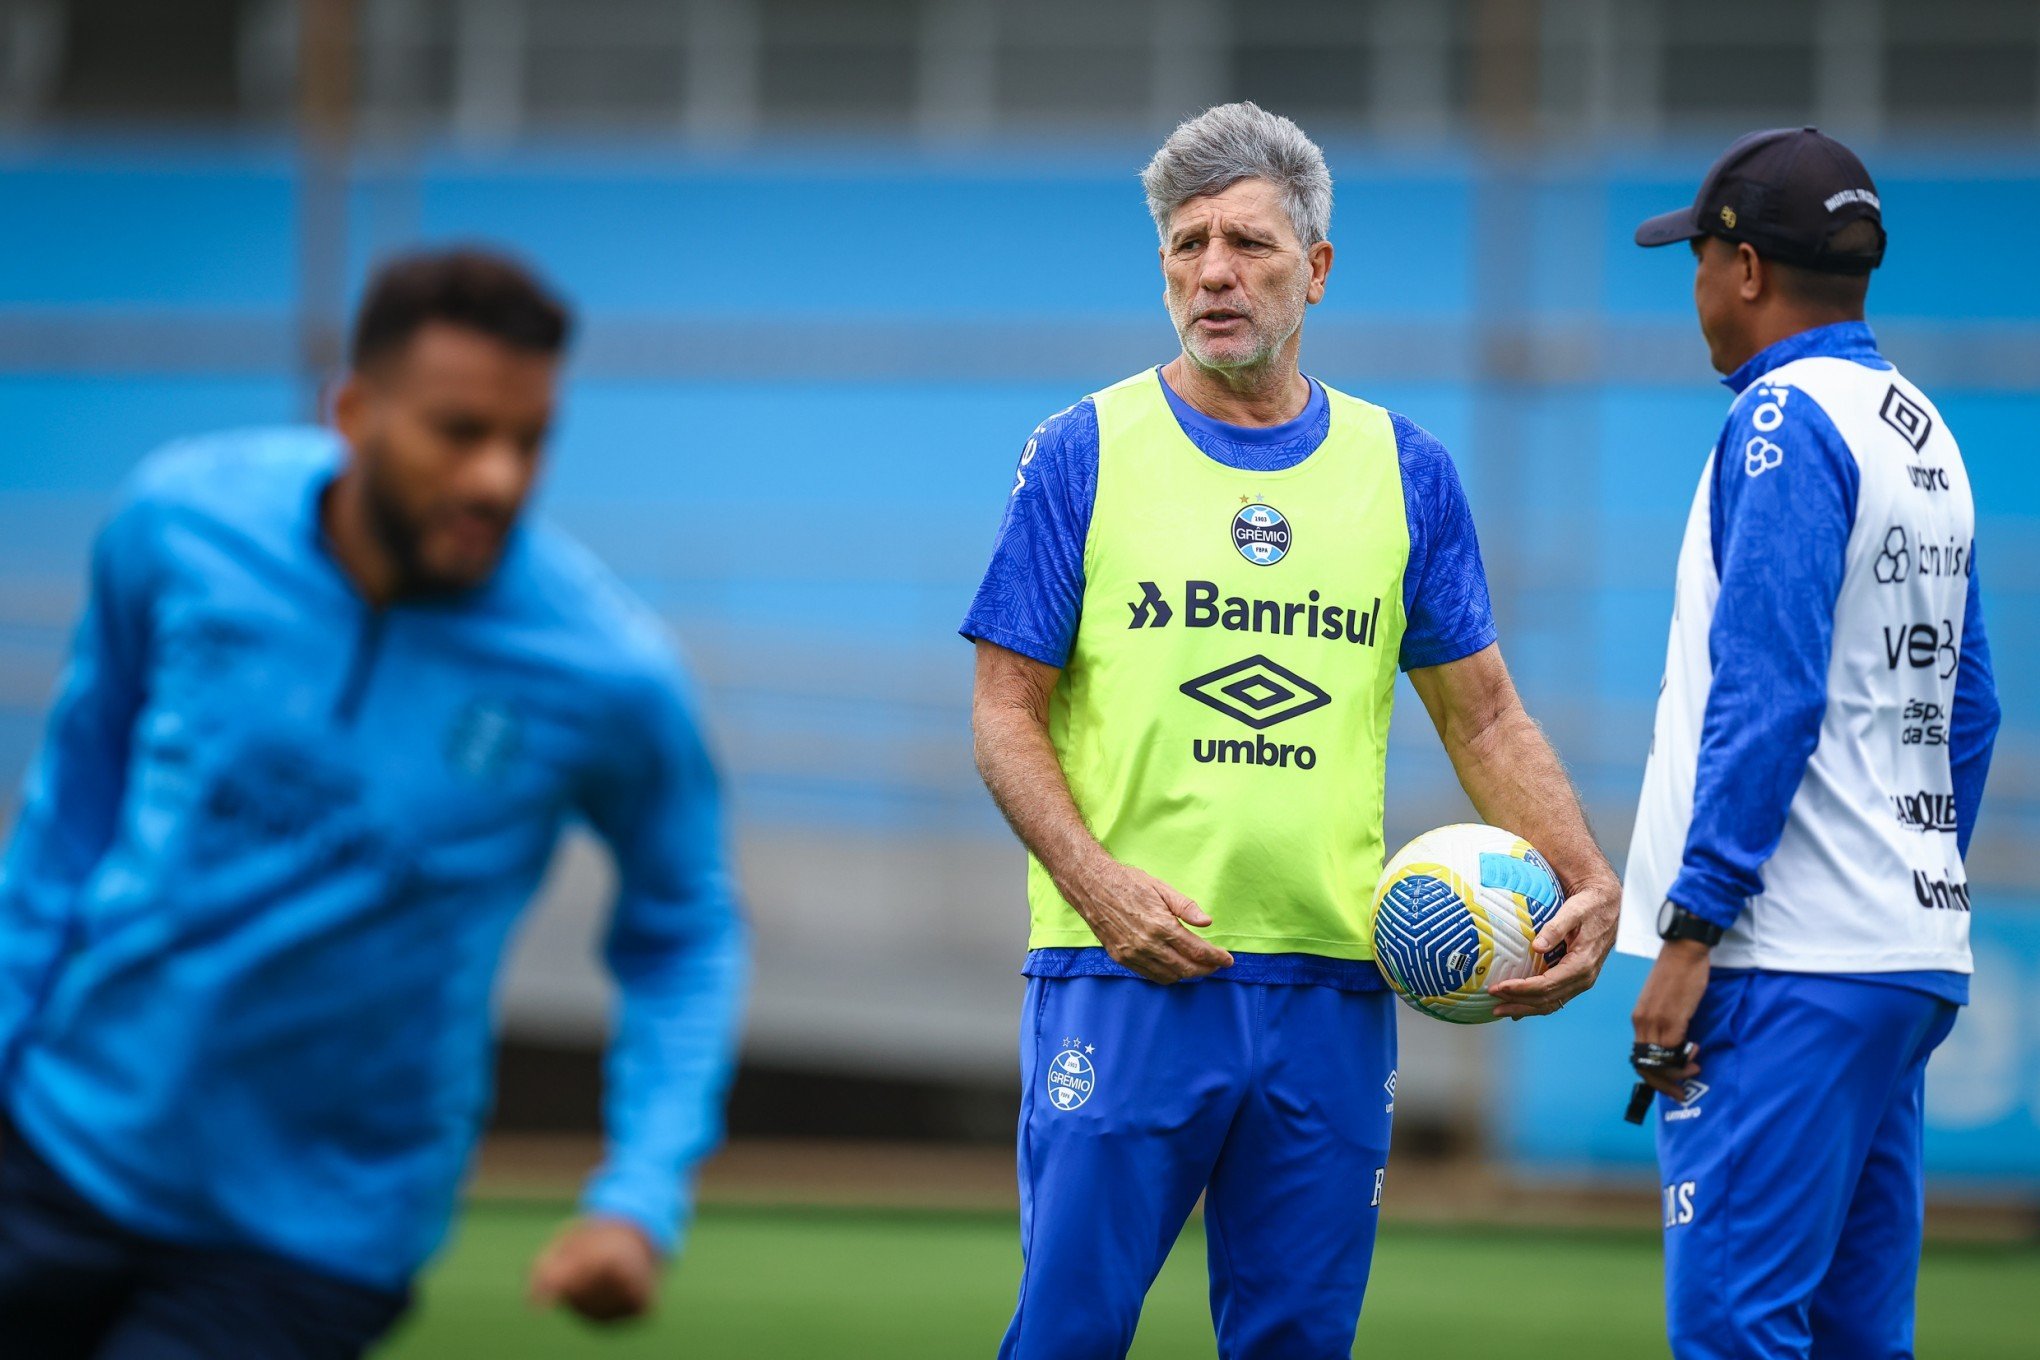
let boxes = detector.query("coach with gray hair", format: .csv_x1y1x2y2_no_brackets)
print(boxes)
961,101,1621,1358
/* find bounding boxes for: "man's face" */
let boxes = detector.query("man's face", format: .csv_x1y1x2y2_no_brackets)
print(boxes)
1692,235,1745,374
335,322,558,594
1161,178,1329,373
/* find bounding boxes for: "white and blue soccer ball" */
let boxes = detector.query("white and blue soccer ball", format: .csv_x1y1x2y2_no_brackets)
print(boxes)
1371,823,1566,1025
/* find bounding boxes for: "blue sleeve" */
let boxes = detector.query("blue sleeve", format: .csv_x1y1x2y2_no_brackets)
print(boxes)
1392,413,1498,671
958,401,1098,667
576,655,749,1255
1669,388,1858,928
0,493,156,1075
1950,553,2000,859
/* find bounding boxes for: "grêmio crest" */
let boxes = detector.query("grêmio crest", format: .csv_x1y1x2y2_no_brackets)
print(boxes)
1233,500,1291,565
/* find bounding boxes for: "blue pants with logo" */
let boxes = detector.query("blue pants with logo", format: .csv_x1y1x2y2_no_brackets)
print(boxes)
1656,971,1958,1360
1000,975,1397,1360
0,1122,409,1359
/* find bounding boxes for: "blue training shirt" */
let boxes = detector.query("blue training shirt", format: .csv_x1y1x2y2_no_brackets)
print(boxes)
961,369,1498,991
0,429,748,1287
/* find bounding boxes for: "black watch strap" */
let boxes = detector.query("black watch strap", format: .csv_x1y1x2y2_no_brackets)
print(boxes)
1658,902,1725,947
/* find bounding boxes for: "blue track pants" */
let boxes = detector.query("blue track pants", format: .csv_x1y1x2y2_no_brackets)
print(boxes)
1001,975,1397,1360
1657,971,1958,1359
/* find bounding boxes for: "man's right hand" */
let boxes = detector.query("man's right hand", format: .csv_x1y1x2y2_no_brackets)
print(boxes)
1057,855,1234,984
970,640,1231,984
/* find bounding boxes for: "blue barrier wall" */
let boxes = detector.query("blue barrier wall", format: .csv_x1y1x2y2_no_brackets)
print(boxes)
0,138,2032,1175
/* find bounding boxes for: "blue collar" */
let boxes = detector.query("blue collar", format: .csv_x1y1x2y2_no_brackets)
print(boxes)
1156,366,1327,447
1723,320,1883,394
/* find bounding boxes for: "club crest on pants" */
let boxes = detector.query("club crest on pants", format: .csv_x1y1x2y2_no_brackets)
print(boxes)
1048,1038,1097,1111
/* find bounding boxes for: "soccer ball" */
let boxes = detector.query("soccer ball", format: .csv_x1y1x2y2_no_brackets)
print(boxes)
1371,824,1566,1024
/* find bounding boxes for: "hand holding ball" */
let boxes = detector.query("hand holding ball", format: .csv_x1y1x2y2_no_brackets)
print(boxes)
1371,823,1567,1024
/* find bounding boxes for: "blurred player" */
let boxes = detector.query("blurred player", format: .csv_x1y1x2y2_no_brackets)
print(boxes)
962,102,1622,1360
1622,130,2001,1358
0,249,747,1357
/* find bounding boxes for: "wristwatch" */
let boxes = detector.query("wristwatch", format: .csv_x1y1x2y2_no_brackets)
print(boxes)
1656,900,1724,947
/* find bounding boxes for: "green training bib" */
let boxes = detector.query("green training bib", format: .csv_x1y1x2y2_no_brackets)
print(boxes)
1027,369,1410,958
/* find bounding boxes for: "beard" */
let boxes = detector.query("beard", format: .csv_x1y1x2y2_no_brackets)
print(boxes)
356,442,502,598
1169,271,1310,374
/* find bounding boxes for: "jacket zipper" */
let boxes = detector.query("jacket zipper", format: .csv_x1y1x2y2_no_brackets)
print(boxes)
333,609,386,726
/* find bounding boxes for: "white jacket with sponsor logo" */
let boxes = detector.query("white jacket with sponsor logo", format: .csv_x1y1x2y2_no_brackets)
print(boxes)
1619,349,1976,973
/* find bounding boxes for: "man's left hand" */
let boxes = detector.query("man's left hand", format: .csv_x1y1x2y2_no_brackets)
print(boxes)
1628,939,1713,1097
527,1215,663,1324
1487,876,1622,1019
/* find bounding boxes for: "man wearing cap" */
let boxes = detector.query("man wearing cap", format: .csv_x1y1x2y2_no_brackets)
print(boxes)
1618,129,2001,1358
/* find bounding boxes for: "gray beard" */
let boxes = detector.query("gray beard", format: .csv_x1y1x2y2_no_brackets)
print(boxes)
1170,279,1309,376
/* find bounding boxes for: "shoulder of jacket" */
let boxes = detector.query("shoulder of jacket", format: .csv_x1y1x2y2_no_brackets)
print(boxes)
116,427,339,545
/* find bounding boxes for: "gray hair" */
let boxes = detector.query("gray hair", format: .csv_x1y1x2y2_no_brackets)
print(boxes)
1141,102,1332,247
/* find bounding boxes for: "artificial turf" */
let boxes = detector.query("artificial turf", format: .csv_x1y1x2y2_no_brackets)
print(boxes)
375,1201,2037,1358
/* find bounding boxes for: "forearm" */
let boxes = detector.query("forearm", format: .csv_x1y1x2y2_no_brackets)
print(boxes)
1949,705,1998,861
1672,707,1824,927
969,642,1229,981
0,882,71,1076
1447,703,1616,896
1950,568,2000,860
0,684,138,1074
1420,647,1619,1014
588,899,748,1252
1668,612,1833,926
972,688,1106,892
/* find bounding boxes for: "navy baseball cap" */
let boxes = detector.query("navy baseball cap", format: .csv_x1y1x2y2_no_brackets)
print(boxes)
1636,127,1886,275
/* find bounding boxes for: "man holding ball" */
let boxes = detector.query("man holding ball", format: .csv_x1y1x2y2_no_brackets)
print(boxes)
963,102,1622,1359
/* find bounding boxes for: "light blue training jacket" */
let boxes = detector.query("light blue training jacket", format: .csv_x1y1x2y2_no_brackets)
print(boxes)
0,427,748,1288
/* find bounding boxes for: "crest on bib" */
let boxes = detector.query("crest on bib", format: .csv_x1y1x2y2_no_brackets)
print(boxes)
1232,500,1291,566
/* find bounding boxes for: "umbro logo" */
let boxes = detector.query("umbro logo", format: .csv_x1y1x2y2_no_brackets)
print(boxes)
1880,385,1932,452
1179,655,1330,730
1664,1079,1709,1122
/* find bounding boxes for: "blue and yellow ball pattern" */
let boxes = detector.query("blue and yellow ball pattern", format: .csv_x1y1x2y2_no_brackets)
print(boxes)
1371,823,1566,1024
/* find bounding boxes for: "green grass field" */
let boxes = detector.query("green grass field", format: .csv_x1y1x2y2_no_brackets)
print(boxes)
376,1202,2037,1358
